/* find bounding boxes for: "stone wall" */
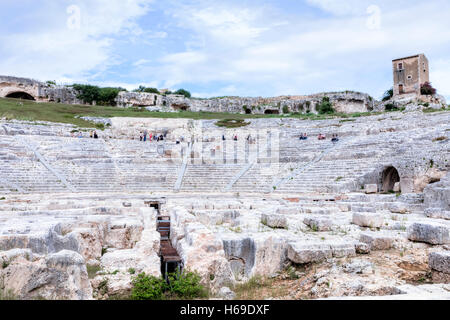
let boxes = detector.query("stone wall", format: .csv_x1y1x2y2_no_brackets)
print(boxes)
116,91,375,115
0,75,81,104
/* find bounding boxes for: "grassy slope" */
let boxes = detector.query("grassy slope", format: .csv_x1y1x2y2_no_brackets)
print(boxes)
0,97,412,129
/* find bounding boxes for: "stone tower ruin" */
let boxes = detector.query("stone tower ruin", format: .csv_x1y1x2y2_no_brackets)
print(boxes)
392,54,429,98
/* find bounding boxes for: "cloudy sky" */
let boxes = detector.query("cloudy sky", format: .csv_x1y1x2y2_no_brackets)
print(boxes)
1,0,449,100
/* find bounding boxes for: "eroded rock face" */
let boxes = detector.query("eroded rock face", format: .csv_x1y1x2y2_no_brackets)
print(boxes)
304,217,333,231
429,252,450,274
287,241,355,264
261,214,287,229
415,169,447,193
352,213,384,228
0,249,92,300
360,232,394,251
424,173,450,211
407,223,449,245
170,207,234,293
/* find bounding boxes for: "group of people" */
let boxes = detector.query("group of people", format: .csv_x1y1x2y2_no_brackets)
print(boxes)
70,131,98,139
89,131,99,139
139,130,166,142
298,133,339,142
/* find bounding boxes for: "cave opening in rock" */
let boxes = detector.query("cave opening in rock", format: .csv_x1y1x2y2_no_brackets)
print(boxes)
264,109,279,115
381,166,400,192
172,104,189,111
5,91,36,100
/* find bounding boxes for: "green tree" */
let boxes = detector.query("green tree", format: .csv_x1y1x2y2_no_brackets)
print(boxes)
382,88,393,101
318,97,334,114
98,87,121,106
72,84,101,104
174,89,191,98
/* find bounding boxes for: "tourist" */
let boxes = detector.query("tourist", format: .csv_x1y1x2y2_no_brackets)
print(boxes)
90,131,93,139
139,132,143,141
332,134,340,143
234,135,238,141
222,135,226,141
94,131,98,139
318,133,326,140
78,132,83,139
149,133,153,141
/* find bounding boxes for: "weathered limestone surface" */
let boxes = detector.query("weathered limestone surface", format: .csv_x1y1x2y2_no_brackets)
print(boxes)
0,249,92,300
365,184,378,194
407,223,449,245
261,213,287,229
360,232,395,250
303,217,333,231
170,207,234,293
116,90,374,114
0,106,449,300
287,241,355,264
424,173,450,211
0,75,81,104
429,251,450,274
352,212,384,228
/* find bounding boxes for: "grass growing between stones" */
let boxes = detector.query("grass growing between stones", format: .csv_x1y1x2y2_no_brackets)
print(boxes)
86,264,102,279
232,275,289,300
0,289,18,300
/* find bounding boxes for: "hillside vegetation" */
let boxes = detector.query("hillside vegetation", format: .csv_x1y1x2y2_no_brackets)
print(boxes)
1,97,437,129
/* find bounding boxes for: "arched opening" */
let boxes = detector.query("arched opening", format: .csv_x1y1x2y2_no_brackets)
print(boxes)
264,109,279,115
5,91,36,100
381,166,400,192
245,108,252,114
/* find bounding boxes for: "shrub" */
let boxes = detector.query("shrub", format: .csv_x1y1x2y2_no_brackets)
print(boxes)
167,271,208,299
134,86,160,94
131,273,167,300
385,103,398,111
318,97,334,114
421,82,437,95
174,89,191,98
97,87,122,106
382,88,393,101
72,85,124,105
282,105,290,114
73,84,100,104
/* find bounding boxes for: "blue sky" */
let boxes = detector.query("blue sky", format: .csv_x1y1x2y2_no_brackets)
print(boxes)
1,0,449,100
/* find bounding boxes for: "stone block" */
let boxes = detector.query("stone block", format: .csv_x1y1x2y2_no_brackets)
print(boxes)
365,184,378,194
429,252,450,274
360,231,394,250
407,223,449,245
352,212,384,228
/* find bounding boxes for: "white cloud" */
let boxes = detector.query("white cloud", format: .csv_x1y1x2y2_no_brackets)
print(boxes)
306,0,371,16
0,0,154,82
431,59,450,100
150,0,450,99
